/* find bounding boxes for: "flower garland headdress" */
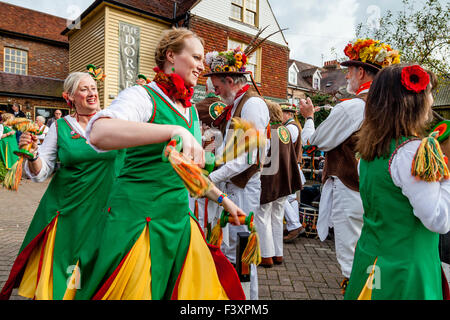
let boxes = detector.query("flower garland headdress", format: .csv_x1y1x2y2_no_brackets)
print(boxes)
341,39,400,72
204,26,287,77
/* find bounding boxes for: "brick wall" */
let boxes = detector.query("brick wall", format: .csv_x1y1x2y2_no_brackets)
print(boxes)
190,16,289,99
0,34,68,80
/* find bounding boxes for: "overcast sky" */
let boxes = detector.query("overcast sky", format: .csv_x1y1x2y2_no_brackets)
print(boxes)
2,0,440,66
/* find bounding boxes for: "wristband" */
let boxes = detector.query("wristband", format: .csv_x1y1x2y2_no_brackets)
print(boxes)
217,193,227,206
306,116,313,121
28,153,39,162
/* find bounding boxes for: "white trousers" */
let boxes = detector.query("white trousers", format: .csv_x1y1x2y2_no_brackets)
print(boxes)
284,193,301,232
219,178,261,300
284,163,303,232
255,196,287,258
317,177,364,278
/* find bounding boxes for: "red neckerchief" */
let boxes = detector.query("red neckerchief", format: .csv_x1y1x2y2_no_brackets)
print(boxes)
212,84,250,127
152,67,194,108
339,81,373,101
355,81,372,95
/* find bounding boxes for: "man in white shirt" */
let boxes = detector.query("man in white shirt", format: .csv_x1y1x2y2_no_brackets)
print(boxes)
298,40,400,293
205,49,270,300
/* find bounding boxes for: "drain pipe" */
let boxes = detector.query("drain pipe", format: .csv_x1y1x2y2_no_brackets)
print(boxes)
173,1,178,27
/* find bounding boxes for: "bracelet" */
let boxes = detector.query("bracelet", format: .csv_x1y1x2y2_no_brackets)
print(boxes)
28,153,39,162
217,193,227,206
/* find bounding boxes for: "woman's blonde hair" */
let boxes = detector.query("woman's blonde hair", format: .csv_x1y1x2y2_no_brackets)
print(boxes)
63,72,94,97
154,27,204,69
265,100,283,123
1,113,15,122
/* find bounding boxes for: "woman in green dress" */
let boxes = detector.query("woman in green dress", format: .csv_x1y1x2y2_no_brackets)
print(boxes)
345,64,450,300
0,113,19,180
77,28,246,300
0,72,120,300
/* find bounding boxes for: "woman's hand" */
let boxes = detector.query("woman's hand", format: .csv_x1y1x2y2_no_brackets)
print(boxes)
19,132,38,154
171,126,205,168
221,197,246,226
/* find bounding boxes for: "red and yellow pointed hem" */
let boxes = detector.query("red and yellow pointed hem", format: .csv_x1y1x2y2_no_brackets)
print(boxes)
93,217,245,300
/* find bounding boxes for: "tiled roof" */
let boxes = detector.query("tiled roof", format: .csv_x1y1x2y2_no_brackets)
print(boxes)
288,59,319,90
0,72,64,99
112,0,200,19
0,1,68,43
433,82,450,107
288,59,317,72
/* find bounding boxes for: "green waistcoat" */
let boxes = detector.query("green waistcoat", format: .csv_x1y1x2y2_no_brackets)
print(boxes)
345,138,443,300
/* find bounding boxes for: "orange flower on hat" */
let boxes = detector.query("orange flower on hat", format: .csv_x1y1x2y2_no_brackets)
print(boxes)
344,43,358,60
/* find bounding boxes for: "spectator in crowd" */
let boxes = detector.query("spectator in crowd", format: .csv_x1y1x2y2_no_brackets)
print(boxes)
46,109,63,128
35,116,49,145
11,103,26,118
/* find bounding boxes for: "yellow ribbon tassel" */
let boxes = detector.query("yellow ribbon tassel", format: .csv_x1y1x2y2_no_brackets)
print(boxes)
241,228,261,266
167,149,212,197
209,222,223,248
3,157,23,191
411,132,449,182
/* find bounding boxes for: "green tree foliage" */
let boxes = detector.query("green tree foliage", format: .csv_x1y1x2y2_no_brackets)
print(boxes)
356,0,449,84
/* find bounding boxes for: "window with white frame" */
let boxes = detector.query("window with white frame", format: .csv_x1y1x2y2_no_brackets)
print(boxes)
228,39,260,82
4,47,28,75
289,67,298,85
230,0,258,26
313,71,321,90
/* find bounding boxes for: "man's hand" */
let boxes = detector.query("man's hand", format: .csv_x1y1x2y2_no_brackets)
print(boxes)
299,97,320,119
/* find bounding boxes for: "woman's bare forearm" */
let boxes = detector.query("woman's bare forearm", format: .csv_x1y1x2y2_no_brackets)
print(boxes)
89,118,178,150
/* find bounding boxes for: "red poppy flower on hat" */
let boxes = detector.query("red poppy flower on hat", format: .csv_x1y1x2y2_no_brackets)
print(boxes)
401,65,430,93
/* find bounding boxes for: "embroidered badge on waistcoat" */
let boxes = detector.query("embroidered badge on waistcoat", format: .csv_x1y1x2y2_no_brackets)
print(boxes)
278,126,290,144
209,101,227,120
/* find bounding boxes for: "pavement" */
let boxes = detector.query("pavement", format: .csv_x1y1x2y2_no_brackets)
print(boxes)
0,178,344,300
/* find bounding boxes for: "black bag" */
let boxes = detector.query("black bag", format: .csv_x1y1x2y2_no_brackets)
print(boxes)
440,231,450,264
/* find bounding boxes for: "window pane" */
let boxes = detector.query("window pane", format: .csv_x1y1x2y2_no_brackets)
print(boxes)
5,54,10,61
228,39,242,51
5,48,10,54
248,51,257,64
247,0,257,11
10,55,16,62
246,64,255,76
22,57,27,63
231,4,242,20
245,10,255,25
232,0,243,5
